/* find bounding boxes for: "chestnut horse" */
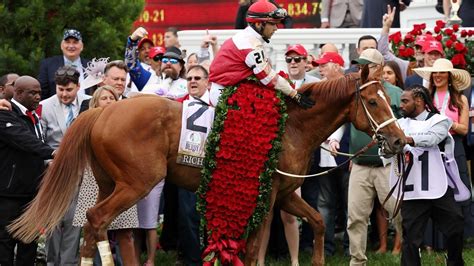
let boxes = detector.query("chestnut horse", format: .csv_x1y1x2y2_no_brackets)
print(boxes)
8,71,405,266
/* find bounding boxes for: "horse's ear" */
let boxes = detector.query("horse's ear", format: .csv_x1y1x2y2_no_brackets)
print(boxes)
360,64,369,83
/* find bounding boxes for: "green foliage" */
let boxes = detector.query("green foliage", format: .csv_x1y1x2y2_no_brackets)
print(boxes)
0,0,145,76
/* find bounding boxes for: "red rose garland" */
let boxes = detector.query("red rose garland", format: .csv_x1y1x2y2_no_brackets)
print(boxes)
197,78,287,265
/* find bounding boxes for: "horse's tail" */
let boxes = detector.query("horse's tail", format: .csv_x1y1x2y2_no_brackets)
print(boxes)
7,107,104,243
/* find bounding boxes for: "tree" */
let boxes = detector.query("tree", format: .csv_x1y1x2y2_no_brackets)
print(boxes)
0,0,145,76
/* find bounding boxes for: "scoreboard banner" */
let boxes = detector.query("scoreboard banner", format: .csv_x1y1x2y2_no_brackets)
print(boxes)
133,0,322,46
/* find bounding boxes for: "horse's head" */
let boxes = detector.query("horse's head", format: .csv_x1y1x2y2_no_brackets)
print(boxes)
350,70,405,156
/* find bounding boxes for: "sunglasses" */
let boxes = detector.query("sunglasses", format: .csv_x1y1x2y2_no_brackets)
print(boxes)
186,76,206,82
285,56,306,64
153,55,163,62
56,68,78,76
162,58,179,64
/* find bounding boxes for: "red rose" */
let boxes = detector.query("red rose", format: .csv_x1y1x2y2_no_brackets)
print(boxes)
446,39,454,48
434,27,441,34
461,30,468,38
451,54,466,67
455,42,466,52
426,31,433,35
436,20,446,28
404,33,415,44
389,31,402,44
436,34,443,41
469,30,474,37
444,28,453,36
452,24,460,32
405,47,415,57
450,34,458,42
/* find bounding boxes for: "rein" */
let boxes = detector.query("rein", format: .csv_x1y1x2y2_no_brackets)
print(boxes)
381,153,407,220
275,139,377,178
276,79,397,179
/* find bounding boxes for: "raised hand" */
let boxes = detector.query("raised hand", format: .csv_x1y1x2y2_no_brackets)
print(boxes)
131,27,148,41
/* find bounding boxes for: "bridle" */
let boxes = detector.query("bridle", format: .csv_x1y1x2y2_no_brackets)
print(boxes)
276,79,399,178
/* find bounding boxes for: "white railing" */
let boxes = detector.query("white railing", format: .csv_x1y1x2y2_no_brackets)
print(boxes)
179,28,412,71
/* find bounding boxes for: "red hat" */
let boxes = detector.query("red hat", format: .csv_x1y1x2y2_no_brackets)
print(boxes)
422,39,444,55
285,44,308,57
138,37,154,49
415,34,434,48
149,46,166,58
314,52,345,67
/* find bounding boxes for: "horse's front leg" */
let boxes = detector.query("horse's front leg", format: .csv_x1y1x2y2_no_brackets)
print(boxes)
280,192,325,266
244,178,280,266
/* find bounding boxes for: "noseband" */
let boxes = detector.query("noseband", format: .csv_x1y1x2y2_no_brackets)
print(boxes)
357,80,398,138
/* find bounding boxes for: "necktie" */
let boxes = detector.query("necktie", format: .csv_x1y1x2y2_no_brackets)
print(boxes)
25,110,37,124
66,104,74,127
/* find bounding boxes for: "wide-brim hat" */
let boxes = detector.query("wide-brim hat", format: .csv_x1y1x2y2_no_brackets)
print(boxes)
414,58,471,91
81,58,109,89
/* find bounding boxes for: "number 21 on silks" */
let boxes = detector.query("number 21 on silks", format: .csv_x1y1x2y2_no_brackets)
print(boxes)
254,50,265,64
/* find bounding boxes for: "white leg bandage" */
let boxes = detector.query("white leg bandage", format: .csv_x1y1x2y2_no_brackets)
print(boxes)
97,240,114,265
80,257,94,265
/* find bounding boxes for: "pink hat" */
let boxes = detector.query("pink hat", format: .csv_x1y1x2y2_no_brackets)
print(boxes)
422,40,444,55
314,52,345,67
285,44,308,57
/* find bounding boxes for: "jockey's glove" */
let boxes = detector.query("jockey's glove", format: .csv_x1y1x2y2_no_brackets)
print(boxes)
292,92,315,109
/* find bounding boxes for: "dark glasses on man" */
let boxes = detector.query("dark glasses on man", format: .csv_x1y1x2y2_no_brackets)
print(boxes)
186,76,206,82
153,55,163,62
162,58,179,64
285,56,306,64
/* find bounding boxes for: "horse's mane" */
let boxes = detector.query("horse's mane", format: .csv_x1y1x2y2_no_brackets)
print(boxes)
297,72,361,104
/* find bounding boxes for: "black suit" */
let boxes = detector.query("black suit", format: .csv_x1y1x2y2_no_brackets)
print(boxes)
0,102,54,266
404,74,423,89
38,55,89,100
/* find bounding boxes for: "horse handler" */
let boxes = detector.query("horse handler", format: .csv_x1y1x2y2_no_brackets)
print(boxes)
393,85,467,266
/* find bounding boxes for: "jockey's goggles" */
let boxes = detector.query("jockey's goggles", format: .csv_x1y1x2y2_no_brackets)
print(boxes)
162,58,179,64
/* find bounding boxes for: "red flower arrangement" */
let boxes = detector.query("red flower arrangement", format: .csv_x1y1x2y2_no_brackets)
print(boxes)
197,76,287,265
389,20,474,74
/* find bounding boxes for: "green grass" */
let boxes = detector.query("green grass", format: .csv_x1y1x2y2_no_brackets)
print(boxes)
152,248,474,265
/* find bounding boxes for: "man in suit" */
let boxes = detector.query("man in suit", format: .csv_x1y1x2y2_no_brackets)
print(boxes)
41,66,90,266
79,60,129,112
38,29,89,100
0,73,19,100
362,0,411,28
321,0,363,29
0,76,55,266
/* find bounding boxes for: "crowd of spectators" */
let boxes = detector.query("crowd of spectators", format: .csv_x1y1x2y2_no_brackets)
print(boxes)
1,0,474,265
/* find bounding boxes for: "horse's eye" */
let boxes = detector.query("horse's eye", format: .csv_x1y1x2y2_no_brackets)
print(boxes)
368,99,377,106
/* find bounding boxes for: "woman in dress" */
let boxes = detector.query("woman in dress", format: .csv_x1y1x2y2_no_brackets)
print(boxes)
73,85,140,265
414,58,472,250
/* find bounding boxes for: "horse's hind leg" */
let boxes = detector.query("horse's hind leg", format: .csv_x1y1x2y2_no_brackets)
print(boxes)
244,178,280,266
279,192,325,266
84,184,145,266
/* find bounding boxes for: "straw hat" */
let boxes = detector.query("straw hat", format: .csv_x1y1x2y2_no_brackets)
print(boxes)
413,58,471,91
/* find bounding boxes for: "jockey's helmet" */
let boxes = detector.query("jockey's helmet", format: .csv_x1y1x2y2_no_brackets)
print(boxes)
246,0,287,24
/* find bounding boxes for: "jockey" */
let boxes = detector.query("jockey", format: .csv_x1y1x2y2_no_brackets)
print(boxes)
209,0,314,109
